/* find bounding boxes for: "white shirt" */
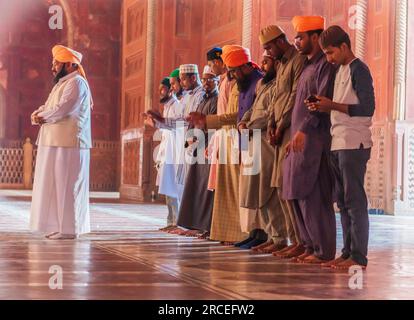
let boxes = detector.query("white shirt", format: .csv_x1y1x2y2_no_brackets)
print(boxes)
331,59,373,151
33,72,92,149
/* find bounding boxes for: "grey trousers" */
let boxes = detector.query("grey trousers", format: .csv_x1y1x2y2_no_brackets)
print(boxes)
166,196,179,226
259,189,288,245
278,189,301,245
331,148,371,266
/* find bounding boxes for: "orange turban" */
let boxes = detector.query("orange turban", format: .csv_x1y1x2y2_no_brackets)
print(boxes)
292,16,325,33
52,45,87,79
222,45,252,68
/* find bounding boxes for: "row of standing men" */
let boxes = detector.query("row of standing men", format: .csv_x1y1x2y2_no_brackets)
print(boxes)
145,15,375,270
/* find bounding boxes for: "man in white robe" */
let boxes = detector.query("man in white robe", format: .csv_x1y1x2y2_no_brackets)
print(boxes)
149,77,182,231
30,45,92,240
145,64,204,235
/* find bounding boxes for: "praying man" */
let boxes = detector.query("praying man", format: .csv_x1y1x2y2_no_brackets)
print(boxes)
30,45,93,240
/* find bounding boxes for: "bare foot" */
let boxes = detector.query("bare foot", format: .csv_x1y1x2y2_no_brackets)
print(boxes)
290,252,311,263
197,231,209,239
48,233,77,240
159,225,176,232
333,258,367,270
273,243,296,256
167,227,181,234
302,255,327,265
185,230,200,237
176,229,188,235
321,256,347,268
274,244,305,259
45,232,59,239
251,240,273,252
259,243,287,254
169,228,187,235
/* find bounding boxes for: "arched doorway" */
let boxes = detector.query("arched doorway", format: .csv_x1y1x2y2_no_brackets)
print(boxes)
0,0,71,142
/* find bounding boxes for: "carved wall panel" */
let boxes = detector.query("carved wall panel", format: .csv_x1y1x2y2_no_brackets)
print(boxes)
127,1,146,44
125,52,144,78
365,124,386,213
122,139,140,185
123,88,143,130
175,0,192,37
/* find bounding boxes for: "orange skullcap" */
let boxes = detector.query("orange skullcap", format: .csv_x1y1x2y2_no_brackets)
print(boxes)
292,16,325,33
222,45,252,68
52,45,87,79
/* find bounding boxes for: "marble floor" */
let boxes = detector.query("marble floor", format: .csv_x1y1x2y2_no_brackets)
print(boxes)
0,190,413,300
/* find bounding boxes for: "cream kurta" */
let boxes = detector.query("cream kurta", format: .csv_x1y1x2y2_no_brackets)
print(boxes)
30,71,92,235
208,85,247,242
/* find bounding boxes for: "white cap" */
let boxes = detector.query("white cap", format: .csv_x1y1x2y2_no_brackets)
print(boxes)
179,64,199,75
202,65,217,76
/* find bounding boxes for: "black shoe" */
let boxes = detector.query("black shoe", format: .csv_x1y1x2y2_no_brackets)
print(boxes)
234,237,254,247
239,238,267,249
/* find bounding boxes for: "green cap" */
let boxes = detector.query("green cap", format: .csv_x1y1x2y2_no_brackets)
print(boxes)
169,68,180,79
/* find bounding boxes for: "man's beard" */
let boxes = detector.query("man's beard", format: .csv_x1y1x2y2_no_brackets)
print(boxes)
236,74,251,92
262,68,276,84
175,88,183,99
53,66,68,84
299,43,312,56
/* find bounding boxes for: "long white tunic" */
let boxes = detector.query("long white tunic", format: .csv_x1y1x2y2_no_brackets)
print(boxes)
170,85,204,200
30,71,92,235
156,96,182,199
153,87,203,210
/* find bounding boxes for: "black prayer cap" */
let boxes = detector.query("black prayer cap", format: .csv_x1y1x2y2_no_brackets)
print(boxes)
207,47,223,61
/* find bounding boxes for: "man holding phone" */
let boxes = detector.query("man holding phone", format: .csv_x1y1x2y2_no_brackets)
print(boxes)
282,16,338,264
307,26,375,270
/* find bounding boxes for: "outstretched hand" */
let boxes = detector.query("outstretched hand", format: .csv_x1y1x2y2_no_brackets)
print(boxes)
147,110,165,123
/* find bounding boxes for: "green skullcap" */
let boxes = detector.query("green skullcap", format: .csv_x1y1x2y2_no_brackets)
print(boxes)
160,77,171,89
169,68,180,79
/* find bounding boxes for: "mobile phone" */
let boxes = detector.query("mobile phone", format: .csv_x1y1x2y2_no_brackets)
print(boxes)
307,95,320,103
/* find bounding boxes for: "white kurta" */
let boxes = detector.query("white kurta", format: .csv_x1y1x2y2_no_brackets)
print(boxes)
173,85,204,200
30,146,90,234
30,71,92,235
155,87,204,206
157,97,182,199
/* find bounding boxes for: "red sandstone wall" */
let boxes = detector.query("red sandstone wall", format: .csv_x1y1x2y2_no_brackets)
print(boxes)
0,0,121,141
0,0,122,191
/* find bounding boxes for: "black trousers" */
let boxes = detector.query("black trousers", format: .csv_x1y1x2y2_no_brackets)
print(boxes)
331,147,371,266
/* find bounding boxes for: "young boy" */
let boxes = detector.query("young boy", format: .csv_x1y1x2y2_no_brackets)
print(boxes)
306,25,375,269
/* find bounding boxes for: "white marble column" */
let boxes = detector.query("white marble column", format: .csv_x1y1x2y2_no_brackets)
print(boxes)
355,0,368,60
242,0,252,49
394,0,408,121
392,0,413,215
